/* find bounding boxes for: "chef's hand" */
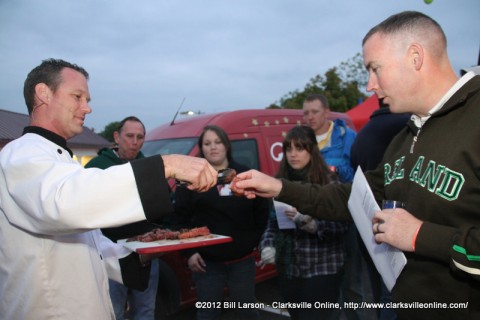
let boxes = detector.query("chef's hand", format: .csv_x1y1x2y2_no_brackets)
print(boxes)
163,154,217,192
230,170,282,199
187,253,206,273
373,208,423,252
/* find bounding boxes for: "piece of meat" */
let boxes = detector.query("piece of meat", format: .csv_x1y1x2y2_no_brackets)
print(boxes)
128,226,211,242
178,226,211,239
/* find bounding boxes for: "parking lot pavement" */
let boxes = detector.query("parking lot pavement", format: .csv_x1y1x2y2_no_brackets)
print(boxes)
166,307,289,320
166,277,291,319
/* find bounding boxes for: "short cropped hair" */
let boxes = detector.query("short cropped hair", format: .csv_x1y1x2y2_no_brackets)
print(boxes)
24,58,89,114
303,93,330,109
117,116,146,134
362,11,446,52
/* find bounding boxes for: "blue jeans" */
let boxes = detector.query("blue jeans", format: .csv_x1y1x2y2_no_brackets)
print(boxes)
192,256,259,320
379,282,397,320
109,258,160,320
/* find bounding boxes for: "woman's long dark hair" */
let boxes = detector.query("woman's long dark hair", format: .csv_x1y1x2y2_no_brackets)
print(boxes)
197,125,233,162
276,125,331,185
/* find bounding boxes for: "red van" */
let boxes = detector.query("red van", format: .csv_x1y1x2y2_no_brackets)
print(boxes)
142,108,354,318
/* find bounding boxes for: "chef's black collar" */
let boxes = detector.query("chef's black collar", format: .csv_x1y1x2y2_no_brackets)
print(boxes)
22,126,74,158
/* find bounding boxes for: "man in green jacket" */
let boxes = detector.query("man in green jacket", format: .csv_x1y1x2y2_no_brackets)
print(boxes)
231,11,480,320
86,116,159,320
87,116,146,169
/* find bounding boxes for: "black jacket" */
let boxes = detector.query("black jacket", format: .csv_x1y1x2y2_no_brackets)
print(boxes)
277,75,480,319
174,161,269,262
350,107,410,172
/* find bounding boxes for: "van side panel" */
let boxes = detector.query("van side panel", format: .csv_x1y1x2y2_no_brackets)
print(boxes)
143,109,354,314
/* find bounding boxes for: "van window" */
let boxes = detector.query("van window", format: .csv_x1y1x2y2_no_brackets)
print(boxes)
142,138,197,157
231,139,259,170
142,138,259,171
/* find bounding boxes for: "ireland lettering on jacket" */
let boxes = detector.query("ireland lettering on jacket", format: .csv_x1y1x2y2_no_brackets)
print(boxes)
384,156,464,201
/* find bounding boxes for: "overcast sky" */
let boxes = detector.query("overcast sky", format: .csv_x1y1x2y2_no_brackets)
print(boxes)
1,0,478,132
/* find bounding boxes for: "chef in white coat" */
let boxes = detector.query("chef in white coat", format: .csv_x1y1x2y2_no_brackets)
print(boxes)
0,58,217,320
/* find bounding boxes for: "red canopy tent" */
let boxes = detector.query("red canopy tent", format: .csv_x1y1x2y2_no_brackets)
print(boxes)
346,95,380,132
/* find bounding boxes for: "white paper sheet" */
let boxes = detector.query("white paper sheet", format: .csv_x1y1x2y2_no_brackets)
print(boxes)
273,201,296,229
348,167,407,291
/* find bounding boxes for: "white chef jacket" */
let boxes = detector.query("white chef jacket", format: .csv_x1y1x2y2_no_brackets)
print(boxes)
0,130,171,319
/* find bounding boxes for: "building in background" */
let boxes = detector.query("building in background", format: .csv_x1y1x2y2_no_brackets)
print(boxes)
0,109,110,165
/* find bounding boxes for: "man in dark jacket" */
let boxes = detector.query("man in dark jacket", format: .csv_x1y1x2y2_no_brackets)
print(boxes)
350,101,410,174
231,11,480,320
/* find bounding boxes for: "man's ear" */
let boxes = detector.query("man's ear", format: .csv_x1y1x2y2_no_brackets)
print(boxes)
34,83,51,104
409,43,424,71
113,131,120,144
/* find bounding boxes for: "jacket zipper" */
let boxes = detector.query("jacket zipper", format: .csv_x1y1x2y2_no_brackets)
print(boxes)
410,126,422,154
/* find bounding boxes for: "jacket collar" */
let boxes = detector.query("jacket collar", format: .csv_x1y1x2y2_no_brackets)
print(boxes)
22,126,73,157
407,75,480,135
